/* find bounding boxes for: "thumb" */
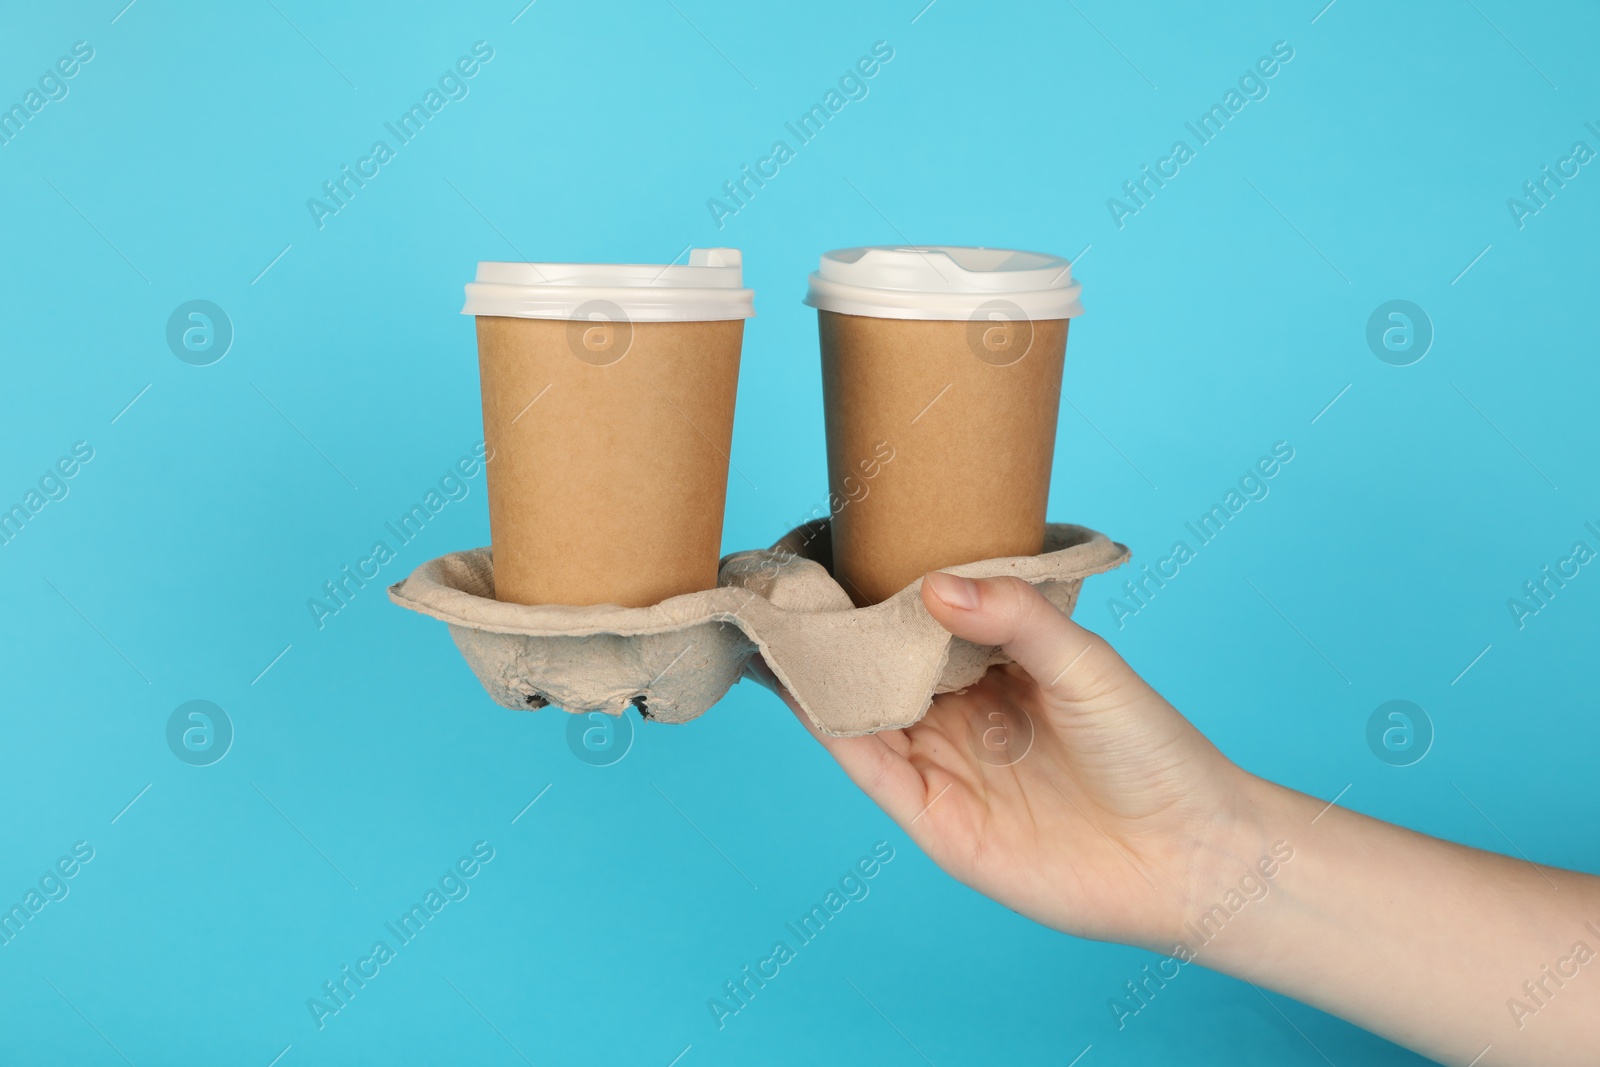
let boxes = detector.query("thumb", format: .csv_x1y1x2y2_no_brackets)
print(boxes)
921,571,1142,705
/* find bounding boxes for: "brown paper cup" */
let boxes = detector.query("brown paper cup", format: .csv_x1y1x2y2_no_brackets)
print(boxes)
806,246,1084,606
819,311,1068,605
464,250,753,607
476,317,744,607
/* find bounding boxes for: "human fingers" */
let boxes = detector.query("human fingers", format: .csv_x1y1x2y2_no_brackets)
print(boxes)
921,572,1144,706
760,665,930,823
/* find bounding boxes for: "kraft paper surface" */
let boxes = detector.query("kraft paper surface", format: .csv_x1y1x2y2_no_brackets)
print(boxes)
819,311,1068,606
476,315,744,608
388,520,1128,737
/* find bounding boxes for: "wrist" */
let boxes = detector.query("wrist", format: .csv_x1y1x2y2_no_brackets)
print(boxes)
1153,770,1300,960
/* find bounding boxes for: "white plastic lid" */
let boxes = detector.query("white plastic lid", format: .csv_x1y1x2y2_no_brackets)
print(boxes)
804,246,1083,321
463,248,755,322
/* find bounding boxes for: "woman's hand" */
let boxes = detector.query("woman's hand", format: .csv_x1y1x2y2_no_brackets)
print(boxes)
758,570,1600,1066
753,570,1261,951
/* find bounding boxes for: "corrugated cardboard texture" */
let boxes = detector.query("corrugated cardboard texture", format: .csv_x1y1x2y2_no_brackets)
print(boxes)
388,520,1128,737
818,311,1069,605
475,315,744,607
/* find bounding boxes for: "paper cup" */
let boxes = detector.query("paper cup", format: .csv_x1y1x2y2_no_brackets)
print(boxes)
805,246,1084,606
463,249,754,607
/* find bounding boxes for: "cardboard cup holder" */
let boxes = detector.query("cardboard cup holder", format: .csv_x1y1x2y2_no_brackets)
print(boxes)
387,520,1128,737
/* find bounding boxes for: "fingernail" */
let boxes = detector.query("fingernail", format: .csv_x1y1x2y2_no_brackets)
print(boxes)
925,571,980,609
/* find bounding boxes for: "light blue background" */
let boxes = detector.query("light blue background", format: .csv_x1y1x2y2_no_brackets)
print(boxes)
2,0,1596,1063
